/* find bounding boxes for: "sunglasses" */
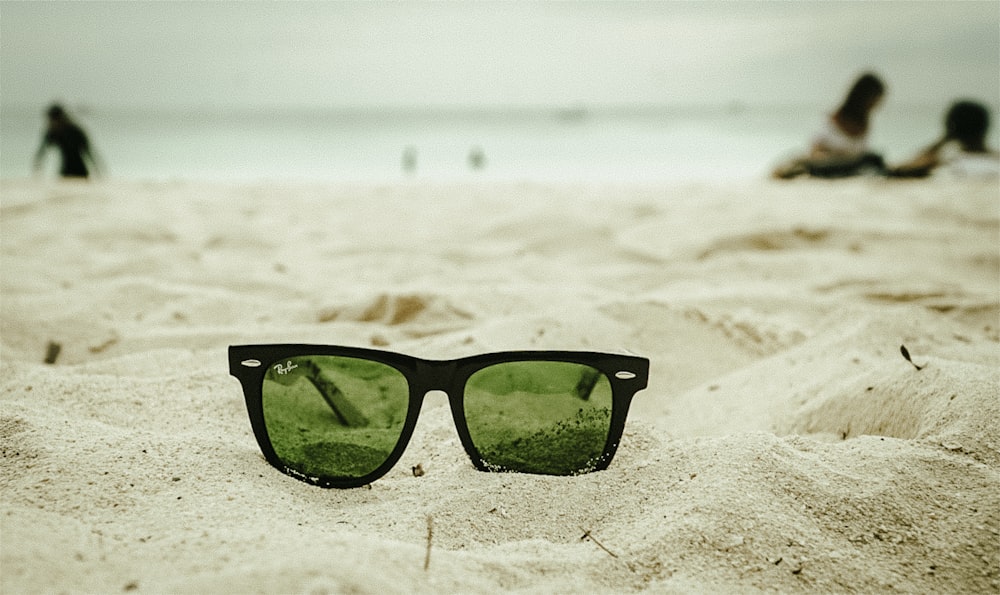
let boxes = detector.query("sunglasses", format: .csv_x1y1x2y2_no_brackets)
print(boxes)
229,345,650,488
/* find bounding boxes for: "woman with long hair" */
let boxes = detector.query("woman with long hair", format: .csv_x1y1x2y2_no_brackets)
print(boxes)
773,72,887,179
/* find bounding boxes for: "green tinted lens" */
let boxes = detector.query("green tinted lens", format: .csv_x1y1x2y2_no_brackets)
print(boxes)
464,361,613,475
262,356,409,479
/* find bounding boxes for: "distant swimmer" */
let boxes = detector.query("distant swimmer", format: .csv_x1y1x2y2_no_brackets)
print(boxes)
468,146,486,170
402,145,417,174
33,104,100,179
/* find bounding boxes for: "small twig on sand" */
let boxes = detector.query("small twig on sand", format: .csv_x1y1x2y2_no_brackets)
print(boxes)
900,344,926,371
580,528,618,559
424,514,433,571
44,341,61,364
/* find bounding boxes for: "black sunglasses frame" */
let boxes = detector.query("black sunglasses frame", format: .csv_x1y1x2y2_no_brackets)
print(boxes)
229,344,650,488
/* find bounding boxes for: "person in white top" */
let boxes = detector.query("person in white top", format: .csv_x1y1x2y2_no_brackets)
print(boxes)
773,73,887,179
889,100,999,179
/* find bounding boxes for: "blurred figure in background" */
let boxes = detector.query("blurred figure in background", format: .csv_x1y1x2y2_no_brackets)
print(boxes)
468,146,486,171
889,100,999,178
773,72,887,179
33,104,100,179
402,145,417,175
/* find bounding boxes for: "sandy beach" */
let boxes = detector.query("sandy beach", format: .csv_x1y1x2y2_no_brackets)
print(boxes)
1,176,998,594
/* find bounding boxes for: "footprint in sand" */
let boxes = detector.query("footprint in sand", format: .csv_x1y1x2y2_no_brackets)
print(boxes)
318,293,473,327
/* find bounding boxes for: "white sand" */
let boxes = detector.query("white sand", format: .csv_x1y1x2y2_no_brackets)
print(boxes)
2,177,998,594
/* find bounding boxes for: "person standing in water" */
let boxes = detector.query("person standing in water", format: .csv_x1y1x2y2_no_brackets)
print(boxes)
773,72,887,179
33,104,100,179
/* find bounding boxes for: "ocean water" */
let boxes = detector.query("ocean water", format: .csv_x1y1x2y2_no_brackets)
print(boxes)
0,103,969,183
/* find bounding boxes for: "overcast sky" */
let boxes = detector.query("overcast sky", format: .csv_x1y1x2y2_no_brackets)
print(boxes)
2,1,997,111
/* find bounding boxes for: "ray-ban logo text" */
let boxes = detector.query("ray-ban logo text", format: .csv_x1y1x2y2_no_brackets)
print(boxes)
274,361,298,375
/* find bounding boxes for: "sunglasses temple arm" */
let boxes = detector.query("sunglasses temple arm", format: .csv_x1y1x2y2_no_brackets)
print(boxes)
301,361,369,427
573,368,602,401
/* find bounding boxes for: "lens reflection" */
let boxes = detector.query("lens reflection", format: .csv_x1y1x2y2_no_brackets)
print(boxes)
262,356,409,479
464,361,613,475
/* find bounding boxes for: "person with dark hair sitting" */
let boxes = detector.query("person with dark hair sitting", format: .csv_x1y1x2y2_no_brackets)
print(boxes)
889,100,998,178
773,72,888,179
33,104,100,179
